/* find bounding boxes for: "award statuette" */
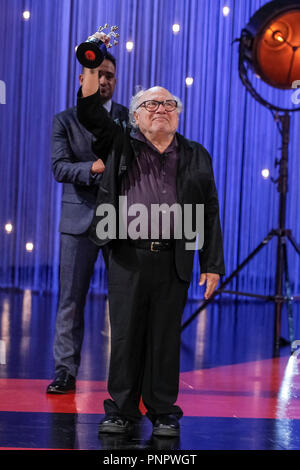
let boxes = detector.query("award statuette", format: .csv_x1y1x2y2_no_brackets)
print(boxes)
76,24,119,68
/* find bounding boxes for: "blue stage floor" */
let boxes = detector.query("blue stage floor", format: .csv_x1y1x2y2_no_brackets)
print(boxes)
0,287,300,451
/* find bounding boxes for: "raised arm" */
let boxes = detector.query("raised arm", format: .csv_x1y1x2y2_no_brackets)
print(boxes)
76,32,124,160
81,67,100,98
80,32,111,98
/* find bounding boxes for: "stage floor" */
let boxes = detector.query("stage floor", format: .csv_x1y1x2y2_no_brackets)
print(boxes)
0,287,300,451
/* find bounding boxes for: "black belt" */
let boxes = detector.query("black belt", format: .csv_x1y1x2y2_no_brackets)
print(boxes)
129,240,174,252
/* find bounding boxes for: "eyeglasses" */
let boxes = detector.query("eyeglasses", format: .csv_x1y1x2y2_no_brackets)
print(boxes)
137,99,178,112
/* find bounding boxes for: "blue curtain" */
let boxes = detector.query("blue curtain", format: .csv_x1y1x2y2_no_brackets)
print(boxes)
0,0,299,299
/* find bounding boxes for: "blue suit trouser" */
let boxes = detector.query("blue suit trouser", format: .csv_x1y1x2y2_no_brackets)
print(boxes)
53,232,105,377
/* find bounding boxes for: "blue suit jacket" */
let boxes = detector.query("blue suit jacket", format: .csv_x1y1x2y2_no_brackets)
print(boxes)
51,102,128,234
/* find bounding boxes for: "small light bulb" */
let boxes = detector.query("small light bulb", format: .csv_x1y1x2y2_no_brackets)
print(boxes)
185,77,194,86
223,6,230,17
126,41,134,52
273,31,285,43
23,11,30,20
4,223,13,234
26,242,34,252
172,24,180,34
262,169,270,179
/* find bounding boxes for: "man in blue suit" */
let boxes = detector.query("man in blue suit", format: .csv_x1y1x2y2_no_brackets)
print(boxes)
47,53,128,394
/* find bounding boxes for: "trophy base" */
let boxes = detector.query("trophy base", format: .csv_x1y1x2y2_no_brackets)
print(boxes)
76,41,107,69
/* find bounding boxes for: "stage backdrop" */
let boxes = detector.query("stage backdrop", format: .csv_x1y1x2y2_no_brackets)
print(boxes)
0,0,299,300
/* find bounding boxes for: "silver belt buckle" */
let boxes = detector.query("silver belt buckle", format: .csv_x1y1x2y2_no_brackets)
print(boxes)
150,242,159,252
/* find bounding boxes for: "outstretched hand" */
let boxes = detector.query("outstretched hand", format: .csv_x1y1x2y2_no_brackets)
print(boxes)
199,273,220,300
88,31,110,45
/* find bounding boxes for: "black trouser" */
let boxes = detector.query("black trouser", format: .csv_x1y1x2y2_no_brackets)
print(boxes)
104,241,190,423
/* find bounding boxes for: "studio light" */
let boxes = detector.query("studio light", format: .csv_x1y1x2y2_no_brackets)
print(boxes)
239,0,300,91
236,0,300,352
182,1,300,356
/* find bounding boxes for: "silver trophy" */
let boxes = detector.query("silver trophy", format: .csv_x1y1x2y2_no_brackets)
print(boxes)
76,24,119,68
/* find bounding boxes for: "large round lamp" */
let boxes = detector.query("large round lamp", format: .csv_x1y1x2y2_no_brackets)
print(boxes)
182,0,300,355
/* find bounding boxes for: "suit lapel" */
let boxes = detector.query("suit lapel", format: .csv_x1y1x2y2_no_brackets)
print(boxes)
176,133,193,204
110,101,119,120
111,102,127,129
117,133,141,179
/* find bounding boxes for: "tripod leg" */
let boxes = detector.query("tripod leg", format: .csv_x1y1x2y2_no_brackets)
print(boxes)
218,230,276,292
274,234,284,355
286,232,300,257
282,241,295,353
181,230,276,331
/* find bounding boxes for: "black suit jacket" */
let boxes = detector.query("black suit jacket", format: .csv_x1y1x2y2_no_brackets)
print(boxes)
51,101,128,234
77,90,225,282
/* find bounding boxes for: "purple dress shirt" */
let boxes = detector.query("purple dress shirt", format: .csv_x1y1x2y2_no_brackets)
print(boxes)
119,129,179,240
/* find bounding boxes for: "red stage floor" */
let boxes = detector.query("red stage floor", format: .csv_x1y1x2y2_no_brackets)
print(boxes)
0,288,300,451
1,356,300,419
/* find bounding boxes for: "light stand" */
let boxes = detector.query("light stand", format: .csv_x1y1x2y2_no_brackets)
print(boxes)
181,0,300,356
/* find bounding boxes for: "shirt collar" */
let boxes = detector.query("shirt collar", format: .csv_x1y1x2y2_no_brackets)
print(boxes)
103,99,112,113
130,128,178,154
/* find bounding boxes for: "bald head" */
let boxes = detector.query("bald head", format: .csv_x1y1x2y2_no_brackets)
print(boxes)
139,86,174,103
128,86,182,151
129,86,182,126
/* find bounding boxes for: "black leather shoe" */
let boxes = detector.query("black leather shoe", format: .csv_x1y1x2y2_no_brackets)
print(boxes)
98,415,133,434
152,414,180,437
46,371,76,394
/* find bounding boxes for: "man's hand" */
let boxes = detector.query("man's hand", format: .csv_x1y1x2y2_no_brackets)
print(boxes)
80,32,111,98
199,273,220,300
88,31,110,45
91,158,105,174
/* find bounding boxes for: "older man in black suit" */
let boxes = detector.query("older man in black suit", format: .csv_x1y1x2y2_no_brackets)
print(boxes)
76,33,225,437
47,53,128,394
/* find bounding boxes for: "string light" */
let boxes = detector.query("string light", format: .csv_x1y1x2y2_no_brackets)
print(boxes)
25,242,34,252
261,168,270,179
172,24,180,34
185,77,194,86
126,41,134,52
223,6,230,17
22,11,30,20
4,223,13,234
